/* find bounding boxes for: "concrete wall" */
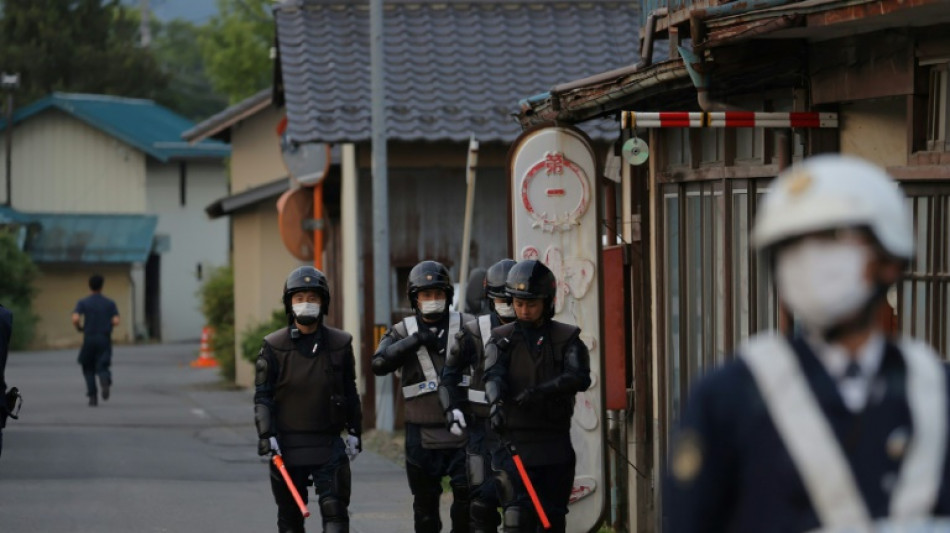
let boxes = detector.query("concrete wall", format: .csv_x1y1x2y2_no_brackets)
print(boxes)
839,97,908,168
0,110,146,213
146,160,230,341
232,203,304,386
32,265,133,349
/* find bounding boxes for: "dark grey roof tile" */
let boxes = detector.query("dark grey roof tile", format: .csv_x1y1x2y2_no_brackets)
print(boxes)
275,0,639,142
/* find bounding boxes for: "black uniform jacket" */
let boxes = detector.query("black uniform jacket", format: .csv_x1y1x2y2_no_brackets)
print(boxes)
667,336,950,533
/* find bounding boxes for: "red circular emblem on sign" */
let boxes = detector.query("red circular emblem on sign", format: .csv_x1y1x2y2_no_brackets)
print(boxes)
520,151,591,232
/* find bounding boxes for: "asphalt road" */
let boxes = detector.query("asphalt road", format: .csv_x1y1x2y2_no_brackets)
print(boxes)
0,342,419,533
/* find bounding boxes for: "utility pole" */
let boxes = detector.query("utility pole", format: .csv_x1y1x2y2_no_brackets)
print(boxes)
370,0,393,431
140,0,151,47
2,72,20,207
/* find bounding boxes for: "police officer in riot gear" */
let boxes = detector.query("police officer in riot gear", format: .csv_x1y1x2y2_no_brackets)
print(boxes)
483,260,591,533
0,304,13,459
372,260,475,533
668,155,950,532
440,258,518,533
255,266,362,533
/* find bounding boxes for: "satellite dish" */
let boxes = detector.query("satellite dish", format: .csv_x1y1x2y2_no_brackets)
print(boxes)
622,137,649,166
277,116,331,187
276,187,314,261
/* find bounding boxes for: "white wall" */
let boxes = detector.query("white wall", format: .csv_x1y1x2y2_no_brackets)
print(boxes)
146,159,229,341
0,110,146,212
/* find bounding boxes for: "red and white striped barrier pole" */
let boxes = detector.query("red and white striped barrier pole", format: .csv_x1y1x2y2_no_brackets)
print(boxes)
622,111,838,129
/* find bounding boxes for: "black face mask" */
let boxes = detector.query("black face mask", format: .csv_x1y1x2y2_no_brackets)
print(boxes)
295,314,319,326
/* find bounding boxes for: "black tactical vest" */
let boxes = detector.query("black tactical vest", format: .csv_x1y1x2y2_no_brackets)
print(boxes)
494,321,580,433
393,313,471,425
264,326,351,464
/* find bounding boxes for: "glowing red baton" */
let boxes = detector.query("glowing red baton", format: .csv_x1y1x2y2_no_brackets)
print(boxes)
272,453,310,518
510,447,551,529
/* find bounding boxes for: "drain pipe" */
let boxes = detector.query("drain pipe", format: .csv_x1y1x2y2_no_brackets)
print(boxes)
639,7,668,69
677,45,736,112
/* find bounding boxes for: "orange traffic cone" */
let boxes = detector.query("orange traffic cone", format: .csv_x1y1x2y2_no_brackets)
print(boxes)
191,326,218,368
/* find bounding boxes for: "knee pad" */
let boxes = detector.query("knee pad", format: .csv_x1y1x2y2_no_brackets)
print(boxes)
451,481,471,504
470,498,500,527
466,451,486,488
320,496,348,522
494,469,515,505
502,507,536,532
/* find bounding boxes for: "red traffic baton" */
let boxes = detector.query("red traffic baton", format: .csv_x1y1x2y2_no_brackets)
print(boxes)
272,453,310,518
508,444,551,530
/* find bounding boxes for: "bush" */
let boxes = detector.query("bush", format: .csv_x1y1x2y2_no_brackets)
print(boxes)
0,231,38,349
240,309,287,364
198,265,234,380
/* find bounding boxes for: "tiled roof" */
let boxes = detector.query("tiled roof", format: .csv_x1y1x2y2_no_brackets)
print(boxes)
0,93,231,162
0,207,158,264
273,0,641,143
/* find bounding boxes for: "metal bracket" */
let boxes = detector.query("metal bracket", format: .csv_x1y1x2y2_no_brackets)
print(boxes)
302,219,325,231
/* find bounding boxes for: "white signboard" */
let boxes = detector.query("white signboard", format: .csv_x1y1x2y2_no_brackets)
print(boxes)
508,125,606,531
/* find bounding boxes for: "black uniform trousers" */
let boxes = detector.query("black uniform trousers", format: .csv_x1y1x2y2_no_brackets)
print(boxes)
270,437,351,533
78,333,112,398
405,422,469,533
495,438,575,533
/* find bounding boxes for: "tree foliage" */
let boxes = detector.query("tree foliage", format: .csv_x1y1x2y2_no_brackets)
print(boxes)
0,231,38,349
0,0,170,105
198,0,273,104
151,18,228,120
198,265,235,380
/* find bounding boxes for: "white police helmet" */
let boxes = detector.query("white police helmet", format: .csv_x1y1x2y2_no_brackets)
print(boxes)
751,154,914,259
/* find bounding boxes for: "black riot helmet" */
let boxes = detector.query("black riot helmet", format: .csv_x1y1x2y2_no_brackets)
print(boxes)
485,259,517,300
505,260,557,319
282,266,331,317
407,260,453,312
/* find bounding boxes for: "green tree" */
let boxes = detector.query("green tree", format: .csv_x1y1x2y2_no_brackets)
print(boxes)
198,0,272,104
0,231,38,349
0,0,169,105
151,18,228,121
198,265,235,380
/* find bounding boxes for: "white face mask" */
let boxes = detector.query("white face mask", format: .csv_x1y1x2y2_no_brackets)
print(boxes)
776,239,873,331
419,299,446,315
494,302,515,318
292,302,321,321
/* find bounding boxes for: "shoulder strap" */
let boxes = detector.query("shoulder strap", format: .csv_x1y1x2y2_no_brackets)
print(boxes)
889,338,948,519
741,334,871,528
477,315,492,349
401,316,440,399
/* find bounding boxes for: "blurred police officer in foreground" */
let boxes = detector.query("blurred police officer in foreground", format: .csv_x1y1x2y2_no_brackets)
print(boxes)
255,266,362,533
0,304,13,458
668,154,950,532
483,260,591,533
440,258,518,532
372,260,475,533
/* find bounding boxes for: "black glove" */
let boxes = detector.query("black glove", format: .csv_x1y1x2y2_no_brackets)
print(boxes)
258,438,272,456
489,402,506,435
414,327,439,351
74,323,84,333
514,386,542,406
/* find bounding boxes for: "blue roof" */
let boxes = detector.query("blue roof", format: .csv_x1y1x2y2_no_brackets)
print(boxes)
0,93,231,162
0,207,158,264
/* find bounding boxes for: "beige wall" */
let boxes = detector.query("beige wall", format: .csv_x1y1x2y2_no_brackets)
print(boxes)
0,110,147,212
232,203,304,387
32,265,133,349
840,97,908,168
229,107,286,192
